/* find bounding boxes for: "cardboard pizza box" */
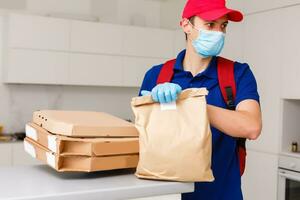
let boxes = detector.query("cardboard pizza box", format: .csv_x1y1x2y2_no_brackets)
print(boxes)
25,123,139,156
24,137,139,172
33,110,139,137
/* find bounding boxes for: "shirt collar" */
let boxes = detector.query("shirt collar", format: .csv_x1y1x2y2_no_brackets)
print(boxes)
173,49,218,79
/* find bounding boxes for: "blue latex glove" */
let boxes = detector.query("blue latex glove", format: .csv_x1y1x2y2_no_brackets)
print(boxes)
141,83,182,103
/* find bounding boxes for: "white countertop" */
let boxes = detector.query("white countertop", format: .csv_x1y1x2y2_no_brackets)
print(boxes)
0,165,194,200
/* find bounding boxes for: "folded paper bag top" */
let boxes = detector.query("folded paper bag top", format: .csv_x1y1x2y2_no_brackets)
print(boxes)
131,88,209,106
33,110,139,137
131,88,214,182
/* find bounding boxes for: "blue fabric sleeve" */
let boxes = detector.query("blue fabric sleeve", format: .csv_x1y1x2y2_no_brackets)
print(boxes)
138,65,162,96
138,70,151,96
235,63,260,106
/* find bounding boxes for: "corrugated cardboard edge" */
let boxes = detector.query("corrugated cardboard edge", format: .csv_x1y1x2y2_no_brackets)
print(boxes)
24,137,139,172
131,88,209,107
26,122,139,157
24,137,59,170
90,139,139,157
26,123,59,153
32,110,139,137
24,139,37,158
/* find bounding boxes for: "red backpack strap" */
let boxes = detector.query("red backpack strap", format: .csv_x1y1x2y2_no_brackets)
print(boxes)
237,141,247,176
156,59,176,84
217,56,246,176
217,56,236,110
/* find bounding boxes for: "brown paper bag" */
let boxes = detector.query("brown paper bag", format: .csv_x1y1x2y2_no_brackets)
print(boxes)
131,88,214,182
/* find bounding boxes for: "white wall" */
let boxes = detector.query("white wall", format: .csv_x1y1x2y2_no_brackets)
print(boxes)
118,0,160,27
160,0,186,29
0,84,138,133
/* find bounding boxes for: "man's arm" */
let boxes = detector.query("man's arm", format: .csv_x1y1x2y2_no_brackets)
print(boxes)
207,99,262,140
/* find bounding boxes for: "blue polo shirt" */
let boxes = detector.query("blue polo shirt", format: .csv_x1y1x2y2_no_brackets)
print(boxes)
138,49,260,200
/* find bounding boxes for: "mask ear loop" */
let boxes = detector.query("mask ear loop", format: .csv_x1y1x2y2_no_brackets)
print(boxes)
188,20,200,32
187,20,201,44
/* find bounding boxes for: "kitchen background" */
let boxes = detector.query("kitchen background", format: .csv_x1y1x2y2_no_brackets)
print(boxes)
0,0,300,200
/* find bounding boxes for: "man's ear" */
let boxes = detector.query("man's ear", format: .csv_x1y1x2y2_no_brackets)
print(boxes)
180,18,192,35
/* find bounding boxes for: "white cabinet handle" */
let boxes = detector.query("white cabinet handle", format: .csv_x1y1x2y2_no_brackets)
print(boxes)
279,171,300,182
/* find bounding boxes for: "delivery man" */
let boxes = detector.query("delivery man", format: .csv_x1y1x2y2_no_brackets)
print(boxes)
138,0,262,199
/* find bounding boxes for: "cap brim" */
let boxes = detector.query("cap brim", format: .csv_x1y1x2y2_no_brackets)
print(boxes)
197,8,243,22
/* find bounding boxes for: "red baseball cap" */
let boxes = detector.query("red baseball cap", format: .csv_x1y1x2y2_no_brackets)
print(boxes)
182,0,243,22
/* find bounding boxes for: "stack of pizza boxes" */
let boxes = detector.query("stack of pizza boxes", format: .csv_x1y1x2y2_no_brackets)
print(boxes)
24,110,139,172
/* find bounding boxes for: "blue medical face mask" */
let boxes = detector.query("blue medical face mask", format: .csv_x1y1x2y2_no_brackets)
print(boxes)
190,25,225,58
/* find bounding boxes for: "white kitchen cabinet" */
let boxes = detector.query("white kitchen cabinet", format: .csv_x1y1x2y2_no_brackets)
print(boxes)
4,49,69,85
70,19,174,59
12,142,40,166
243,0,300,15
122,57,164,87
243,10,282,154
122,26,174,59
3,13,178,87
0,143,12,166
242,150,278,200
281,5,300,99
27,0,91,15
0,142,40,167
69,53,123,86
70,20,123,55
8,14,70,51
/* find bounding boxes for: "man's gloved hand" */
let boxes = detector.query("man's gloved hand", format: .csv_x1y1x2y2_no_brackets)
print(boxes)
141,83,182,104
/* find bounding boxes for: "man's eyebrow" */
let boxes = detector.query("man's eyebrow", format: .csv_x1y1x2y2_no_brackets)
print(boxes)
204,20,216,23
